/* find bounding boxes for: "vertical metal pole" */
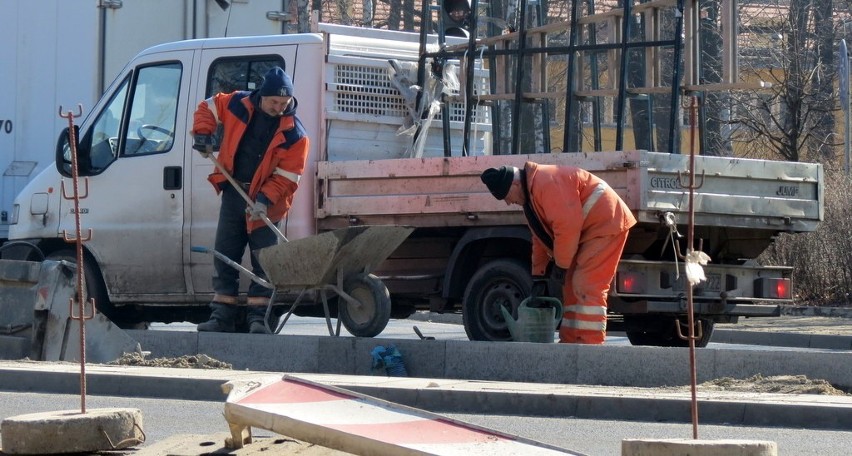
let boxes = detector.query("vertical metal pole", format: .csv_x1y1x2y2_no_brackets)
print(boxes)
840,40,850,176
686,96,699,440
846,92,850,178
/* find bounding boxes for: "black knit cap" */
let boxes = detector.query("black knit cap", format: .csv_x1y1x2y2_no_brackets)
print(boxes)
480,166,516,200
259,66,294,97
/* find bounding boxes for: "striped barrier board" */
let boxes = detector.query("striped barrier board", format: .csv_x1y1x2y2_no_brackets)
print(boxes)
222,375,585,456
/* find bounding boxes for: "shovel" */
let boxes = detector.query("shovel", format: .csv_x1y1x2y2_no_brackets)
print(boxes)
203,149,288,243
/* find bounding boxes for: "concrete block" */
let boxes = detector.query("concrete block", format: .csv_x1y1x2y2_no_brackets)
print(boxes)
195,333,317,372
318,336,358,374
353,338,447,379
0,336,28,360
770,332,811,348
86,372,228,401
622,438,777,456
394,339,448,379
1,408,144,454
576,396,689,422
577,346,694,387
406,386,582,417
740,401,852,429
809,335,852,350
444,340,578,384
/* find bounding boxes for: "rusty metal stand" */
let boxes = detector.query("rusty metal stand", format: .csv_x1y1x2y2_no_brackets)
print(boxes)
59,104,96,414
673,95,705,439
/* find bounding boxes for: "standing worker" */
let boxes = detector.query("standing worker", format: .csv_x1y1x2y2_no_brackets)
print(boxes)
192,66,310,334
480,162,636,344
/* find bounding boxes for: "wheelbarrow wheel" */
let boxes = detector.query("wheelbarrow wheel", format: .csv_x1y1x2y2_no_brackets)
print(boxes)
338,273,391,337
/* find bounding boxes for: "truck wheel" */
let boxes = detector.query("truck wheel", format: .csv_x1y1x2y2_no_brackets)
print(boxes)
625,316,715,348
338,273,391,337
462,259,530,341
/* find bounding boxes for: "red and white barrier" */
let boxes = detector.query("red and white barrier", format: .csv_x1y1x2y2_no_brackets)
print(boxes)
223,375,582,455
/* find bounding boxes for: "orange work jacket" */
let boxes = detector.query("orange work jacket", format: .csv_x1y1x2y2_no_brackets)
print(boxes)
192,91,310,232
524,161,637,276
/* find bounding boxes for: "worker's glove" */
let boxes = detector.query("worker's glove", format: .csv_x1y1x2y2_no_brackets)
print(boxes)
530,260,555,298
531,276,549,298
192,134,214,157
247,201,268,221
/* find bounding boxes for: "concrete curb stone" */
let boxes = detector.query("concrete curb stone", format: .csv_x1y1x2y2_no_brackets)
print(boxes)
0,361,850,431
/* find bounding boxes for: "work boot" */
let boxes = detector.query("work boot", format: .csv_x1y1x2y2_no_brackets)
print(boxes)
197,302,238,333
246,306,271,334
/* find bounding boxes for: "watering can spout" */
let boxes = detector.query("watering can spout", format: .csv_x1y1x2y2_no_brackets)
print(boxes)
500,296,563,343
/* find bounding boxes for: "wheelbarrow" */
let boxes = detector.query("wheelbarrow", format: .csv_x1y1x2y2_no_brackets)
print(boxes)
193,225,413,337
192,152,413,337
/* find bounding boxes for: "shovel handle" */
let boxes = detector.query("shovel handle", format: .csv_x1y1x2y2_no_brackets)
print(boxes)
204,150,288,243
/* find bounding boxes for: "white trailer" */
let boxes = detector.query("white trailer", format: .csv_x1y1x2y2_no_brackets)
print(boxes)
0,0,294,239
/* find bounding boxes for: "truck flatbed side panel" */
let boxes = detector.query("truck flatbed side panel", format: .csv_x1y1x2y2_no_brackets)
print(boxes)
316,151,822,232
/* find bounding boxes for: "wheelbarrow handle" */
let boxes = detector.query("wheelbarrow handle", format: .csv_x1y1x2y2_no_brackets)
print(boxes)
204,150,288,243
190,245,274,290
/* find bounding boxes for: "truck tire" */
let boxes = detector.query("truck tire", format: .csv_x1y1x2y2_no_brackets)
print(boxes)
625,316,715,348
462,259,531,341
338,273,391,337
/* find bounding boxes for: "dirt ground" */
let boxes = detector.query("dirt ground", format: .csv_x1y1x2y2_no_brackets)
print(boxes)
691,374,850,396
713,314,852,396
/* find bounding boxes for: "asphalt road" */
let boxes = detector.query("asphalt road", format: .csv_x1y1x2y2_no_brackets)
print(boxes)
1,391,850,455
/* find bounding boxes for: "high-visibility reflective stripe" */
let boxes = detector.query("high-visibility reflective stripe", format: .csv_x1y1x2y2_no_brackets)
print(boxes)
561,318,607,331
563,304,607,316
247,296,270,305
582,182,608,218
205,99,220,123
213,293,238,305
274,167,301,183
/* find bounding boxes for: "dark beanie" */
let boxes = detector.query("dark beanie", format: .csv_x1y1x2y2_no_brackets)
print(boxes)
259,66,294,97
480,166,516,200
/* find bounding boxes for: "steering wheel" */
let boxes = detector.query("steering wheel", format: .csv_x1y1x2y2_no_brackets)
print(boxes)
137,124,174,142
136,124,176,153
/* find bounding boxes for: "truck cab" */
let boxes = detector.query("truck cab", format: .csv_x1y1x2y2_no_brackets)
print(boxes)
6,34,326,325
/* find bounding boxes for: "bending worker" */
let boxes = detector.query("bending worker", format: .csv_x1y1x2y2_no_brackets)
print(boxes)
481,162,636,344
191,66,310,334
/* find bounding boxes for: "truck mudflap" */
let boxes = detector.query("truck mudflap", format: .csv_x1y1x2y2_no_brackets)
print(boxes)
608,259,792,318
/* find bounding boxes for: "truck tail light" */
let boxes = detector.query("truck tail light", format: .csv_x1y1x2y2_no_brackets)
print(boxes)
616,271,646,294
754,278,791,299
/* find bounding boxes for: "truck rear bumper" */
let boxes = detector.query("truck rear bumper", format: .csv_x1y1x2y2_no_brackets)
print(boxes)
610,299,782,317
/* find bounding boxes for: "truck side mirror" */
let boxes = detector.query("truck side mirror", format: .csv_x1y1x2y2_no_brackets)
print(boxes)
55,125,92,178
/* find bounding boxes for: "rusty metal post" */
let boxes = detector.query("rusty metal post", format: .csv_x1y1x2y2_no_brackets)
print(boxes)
59,104,95,414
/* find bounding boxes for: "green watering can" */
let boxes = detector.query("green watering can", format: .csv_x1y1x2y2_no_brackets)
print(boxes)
500,296,563,343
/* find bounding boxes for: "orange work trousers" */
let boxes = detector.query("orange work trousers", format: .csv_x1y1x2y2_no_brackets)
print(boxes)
558,230,629,344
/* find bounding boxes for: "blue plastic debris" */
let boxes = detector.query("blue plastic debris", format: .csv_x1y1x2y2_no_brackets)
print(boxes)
370,344,408,377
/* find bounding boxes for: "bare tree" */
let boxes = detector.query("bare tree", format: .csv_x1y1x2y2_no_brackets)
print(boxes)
730,0,837,163
760,172,852,305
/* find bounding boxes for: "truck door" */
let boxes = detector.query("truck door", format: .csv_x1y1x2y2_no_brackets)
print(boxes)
58,51,194,299
187,47,295,294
